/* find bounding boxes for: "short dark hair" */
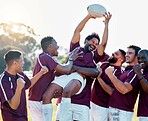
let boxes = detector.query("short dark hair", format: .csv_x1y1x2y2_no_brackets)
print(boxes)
138,49,148,57
119,49,126,62
85,33,100,44
127,45,141,56
119,49,126,57
4,50,22,64
41,36,55,51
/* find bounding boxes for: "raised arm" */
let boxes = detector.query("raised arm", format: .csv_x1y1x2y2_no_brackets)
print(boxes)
7,78,25,110
96,68,114,95
105,66,133,94
71,14,95,44
139,76,148,93
133,64,148,93
29,66,48,88
97,77,114,95
97,12,112,56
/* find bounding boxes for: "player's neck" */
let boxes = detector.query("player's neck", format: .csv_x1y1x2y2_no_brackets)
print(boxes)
5,67,17,76
44,51,53,57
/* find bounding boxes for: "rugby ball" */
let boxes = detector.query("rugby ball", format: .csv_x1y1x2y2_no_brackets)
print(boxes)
87,4,107,18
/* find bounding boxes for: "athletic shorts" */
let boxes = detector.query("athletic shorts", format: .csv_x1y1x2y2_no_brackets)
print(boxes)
51,72,86,94
109,107,134,121
56,103,90,121
28,100,43,121
90,102,109,121
139,117,148,121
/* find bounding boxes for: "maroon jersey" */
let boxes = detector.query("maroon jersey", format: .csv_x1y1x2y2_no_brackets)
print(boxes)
91,62,123,108
71,48,108,108
56,42,99,107
28,52,58,101
70,42,96,68
71,76,94,107
0,71,31,121
109,66,140,112
137,67,148,116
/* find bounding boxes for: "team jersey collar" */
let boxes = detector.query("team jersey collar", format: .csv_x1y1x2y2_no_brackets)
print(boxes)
125,65,133,71
4,71,17,80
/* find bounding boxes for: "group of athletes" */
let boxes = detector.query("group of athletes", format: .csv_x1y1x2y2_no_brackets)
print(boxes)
0,10,148,121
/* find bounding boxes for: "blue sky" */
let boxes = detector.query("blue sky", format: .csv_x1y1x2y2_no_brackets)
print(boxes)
0,0,147,55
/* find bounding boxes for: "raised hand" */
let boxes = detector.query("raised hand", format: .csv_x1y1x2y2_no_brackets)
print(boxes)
87,13,97,19
133,64,142,74
105,66,114,76
103,12,112,25
68,47,83,61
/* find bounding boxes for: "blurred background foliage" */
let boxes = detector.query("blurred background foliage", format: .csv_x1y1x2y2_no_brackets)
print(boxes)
0,22,68,74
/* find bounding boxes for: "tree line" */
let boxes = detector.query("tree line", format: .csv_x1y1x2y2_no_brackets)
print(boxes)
0,22,68,74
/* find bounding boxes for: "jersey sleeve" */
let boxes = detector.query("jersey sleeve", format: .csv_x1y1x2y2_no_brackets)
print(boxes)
40,54,58,71
0,80,13,103
125,70,139,88
93,51,109,63
70,41,80,52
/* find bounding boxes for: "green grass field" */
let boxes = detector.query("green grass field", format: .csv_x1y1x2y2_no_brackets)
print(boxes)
0,92,139,121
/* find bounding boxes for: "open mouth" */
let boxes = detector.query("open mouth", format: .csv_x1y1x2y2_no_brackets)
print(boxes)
89,45,95,51
126,56,130,60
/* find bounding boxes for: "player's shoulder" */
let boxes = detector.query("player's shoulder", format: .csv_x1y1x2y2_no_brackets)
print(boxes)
39,52,55,62
0,72,10,83
17,72,26,78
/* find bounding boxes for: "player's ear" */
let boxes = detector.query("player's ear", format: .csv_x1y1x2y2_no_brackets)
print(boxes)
47,44,53,49
13,60,17,65
11,60,18,67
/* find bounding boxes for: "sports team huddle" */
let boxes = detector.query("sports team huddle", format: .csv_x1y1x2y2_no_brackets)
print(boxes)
0,8,148,121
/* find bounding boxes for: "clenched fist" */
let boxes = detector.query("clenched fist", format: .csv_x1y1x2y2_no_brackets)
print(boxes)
17,77,25,90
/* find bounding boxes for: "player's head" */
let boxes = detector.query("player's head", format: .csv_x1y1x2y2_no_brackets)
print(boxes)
108,49,126,65
4,50,24,72
126,45,141,64
137,49,148,69
41,36,59,56
84,33,100,52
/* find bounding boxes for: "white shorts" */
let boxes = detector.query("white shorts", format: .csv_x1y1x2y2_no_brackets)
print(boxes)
109,107,134,121
90,102,109,121
52,72,86,94
56,103,90,121
139,117,148,121
28,100,43,121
